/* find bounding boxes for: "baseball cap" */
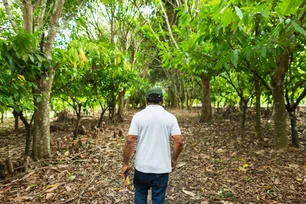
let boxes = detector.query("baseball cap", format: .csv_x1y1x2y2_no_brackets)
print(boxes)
146,87,163,100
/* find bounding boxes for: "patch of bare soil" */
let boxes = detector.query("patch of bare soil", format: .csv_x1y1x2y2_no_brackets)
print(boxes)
0,108,306,204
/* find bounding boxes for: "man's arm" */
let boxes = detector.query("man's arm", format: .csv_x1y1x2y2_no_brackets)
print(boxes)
171,134,183,171
122,135,137,177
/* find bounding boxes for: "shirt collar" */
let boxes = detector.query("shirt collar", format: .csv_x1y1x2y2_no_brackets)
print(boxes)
146,105,164,109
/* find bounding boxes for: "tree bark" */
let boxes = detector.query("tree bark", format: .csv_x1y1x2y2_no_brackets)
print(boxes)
200,75,212,123
18,111,33,156
116,88,126,122
32,74,54,159
255,76,261,140
73,103,82,140
12,110,19,130
32,0,65,159
22,0,33,32
271,51,289,149
289,111,299,147
241,99,248,128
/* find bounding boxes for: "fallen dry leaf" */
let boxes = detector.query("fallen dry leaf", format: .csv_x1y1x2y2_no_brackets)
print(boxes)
182,188,196,197
13,196,33,202
176,162,186,168
45,183,64,193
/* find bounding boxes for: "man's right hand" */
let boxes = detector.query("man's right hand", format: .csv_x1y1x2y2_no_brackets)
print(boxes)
121,165,131,179
171,159,177,171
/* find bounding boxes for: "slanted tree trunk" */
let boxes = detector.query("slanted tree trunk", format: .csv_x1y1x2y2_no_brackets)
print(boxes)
98,107,107,128
271,51,289,149
200,75,212,123
255,76,261,140
12,110,19,130
18,111,33,156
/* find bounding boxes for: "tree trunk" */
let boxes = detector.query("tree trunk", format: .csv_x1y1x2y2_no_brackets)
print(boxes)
289,111,299,147
255,76,261,140
109,89,116,121
98,108,107,128
18,111,32,156
125,97,130,111
116,88,126,122
200,75,212,123
12,110,19,130
1,111,4,123
73,103,82,140
271,51,289,149
32,75,53,160
241,100,247,128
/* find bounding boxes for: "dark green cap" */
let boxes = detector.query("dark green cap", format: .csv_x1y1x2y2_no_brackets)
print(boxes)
146,87,163,99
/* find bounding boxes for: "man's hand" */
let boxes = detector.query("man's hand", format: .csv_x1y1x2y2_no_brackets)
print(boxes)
121,165,132,179
171,159,177,171
171,134,183,172
122,135,136,179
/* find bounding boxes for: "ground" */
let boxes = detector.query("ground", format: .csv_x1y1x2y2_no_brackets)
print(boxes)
0,108,306,204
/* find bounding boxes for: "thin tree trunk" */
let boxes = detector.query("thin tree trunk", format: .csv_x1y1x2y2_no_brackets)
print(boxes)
1,112,3,123
73,103,82,140
241,100,247,128
255,76,261,139
271,51,289,149
109,91,116,121
18,111,33,156
289,111,299,147
12,110,19,130
125,97,130,111
98,108,107,128
200,75,212,123
117,88,126,122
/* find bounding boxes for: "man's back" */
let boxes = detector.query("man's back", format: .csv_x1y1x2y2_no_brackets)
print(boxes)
128,105,181,173
122,87,183,204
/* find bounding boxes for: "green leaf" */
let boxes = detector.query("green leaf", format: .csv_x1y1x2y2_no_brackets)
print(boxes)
22,54,29,62
231,50,239,67
261,46,267,58
36,95,42,103
260,9,269,18
234,6,243,20
291,21,306,36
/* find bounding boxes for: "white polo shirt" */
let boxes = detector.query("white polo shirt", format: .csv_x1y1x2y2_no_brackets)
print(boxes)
128,105,181,173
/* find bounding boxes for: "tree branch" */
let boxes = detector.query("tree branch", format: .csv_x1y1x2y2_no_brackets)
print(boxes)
37,0,47,35
22,0,33,32
293,88,306,110
2,0,19,31
33,0,40,10
159,1,179,49
44,0,65,56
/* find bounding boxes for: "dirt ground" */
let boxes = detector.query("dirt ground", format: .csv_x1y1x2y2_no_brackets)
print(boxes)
0,108,306,203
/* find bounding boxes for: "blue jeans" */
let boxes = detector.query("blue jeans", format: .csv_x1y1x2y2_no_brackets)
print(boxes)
134,169,169,204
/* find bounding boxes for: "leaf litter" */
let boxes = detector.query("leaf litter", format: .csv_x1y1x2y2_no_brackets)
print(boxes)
0,109,306,203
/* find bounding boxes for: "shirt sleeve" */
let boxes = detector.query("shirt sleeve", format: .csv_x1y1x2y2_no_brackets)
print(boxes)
128,115,139,136
171,117,181,136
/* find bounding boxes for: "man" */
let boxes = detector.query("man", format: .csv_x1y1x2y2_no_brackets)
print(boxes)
122,87,183,204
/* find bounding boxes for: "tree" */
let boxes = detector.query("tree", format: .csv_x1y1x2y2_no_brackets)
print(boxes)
2,0,90,159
